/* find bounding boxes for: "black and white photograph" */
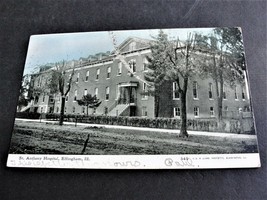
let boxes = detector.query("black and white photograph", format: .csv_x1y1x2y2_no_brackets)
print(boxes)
7,27,260,169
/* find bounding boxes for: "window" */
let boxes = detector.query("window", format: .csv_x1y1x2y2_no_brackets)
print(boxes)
143,57,148,71
223,87,227,100
76,73,79,83
42,95,45,102
94,88,98,98
49,98,54,103
193,81,198,99
104,107,108,115
224,106,228,111
210,107,215,117
40,107,43,113
96,69,100,80
72,106,75,113
173,82,180,99
128,59,136,73
174,107,181,117
85,71,89,81
129,42,136,51
49,107,53,113
142,107,148,117
235,86,238,100
84,89,88,96
65,94,68,102
38,77,42,87
82,107,85,114
116,84,120,99
107,66,111,79
208,83,213,99
105,87,110,100
142,83,148,100
56,107,59,113
117,62,122,76
242,87,246,100
34,96,39,104
194,107,199,117
244,106,250,112
74,90,78,101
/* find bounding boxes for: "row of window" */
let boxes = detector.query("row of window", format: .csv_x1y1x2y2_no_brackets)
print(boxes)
173,105,250,118
174,106,214,118
66,83,148,102
72,58,149,82
173,82,246,100
47,105,249,116
56,105,147,116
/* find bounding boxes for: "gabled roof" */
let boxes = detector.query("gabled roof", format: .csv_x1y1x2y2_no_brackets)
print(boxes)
116,36,151,52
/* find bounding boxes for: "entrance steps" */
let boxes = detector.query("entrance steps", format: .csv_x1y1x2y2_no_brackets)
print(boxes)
108,104,129,116
20,104,32,112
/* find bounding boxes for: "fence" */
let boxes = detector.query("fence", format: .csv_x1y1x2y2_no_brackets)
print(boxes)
222,111,252,119
16,112,255,134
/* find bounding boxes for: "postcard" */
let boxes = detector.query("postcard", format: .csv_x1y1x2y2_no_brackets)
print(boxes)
7,27,260,169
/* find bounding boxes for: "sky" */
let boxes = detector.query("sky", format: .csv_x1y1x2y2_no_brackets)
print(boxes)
24,28,214,75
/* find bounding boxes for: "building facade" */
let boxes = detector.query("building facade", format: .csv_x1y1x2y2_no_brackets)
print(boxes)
26,37,251,119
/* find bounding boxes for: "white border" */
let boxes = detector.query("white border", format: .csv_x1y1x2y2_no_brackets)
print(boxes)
7,153,260,169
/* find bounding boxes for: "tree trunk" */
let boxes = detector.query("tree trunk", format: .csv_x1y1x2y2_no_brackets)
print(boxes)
59,96,65,126
155,94,159,118
218,70,223,121
212,54,222,122
154,86,159,118
179,46,189,138
86,105,89,116
179,90,188,137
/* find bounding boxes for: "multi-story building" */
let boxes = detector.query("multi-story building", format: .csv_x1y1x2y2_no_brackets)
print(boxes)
26,37,251,119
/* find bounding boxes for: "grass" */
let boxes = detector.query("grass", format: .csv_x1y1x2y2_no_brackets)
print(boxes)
9,120,259,155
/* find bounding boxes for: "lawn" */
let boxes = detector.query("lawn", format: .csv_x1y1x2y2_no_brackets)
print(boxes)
9,120,259,155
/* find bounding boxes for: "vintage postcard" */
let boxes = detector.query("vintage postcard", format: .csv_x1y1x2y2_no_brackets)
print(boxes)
7,28,260,169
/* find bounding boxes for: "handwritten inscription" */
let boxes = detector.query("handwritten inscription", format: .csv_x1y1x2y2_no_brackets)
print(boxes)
165,157,194,167
8,155,143,168
114,161,141,167
7,154,253,169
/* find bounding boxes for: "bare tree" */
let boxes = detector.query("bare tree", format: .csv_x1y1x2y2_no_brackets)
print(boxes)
195,28,245,122
17,75,30,111
146,30,207,137
48,60,75,125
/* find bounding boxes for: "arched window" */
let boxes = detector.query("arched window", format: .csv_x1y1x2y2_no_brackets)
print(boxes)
128,59,136,73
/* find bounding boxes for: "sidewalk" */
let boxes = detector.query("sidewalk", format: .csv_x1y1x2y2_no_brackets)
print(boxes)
15,118,256,139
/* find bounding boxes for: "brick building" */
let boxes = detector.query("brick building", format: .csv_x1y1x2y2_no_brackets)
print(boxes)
26,37,251,119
